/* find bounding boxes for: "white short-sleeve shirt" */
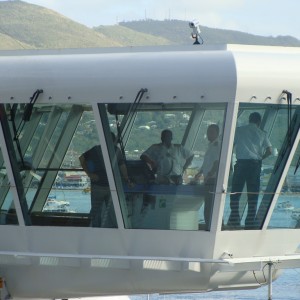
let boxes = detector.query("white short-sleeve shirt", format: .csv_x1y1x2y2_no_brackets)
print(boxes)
234,123,272,160
142,143,193,176
201,139,221,178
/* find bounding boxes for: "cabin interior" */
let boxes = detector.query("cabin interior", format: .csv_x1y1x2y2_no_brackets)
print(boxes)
0,99,300,231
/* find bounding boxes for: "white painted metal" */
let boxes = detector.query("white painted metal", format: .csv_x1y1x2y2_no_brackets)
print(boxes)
0,45,236,104
228,44,300,103
1,44,300,106
0,44,300,299
211,101,239,232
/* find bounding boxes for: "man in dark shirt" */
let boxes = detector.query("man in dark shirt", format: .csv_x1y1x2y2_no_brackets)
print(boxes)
79,132,131,227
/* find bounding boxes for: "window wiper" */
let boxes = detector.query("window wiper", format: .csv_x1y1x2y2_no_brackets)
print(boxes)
14,89,43,139
274,116,298,173
293,114,300,174
10,89,43,167
119,88,147,137
282,90,292,146
115,88,148,157
273,91,295,173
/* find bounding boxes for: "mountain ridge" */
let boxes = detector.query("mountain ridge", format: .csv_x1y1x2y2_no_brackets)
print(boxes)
0,1,121,49
116,20,300,47
0,1,300,50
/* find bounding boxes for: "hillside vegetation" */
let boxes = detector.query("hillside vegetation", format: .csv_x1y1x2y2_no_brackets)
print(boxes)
0,32,32,49
119,20,300,47
0,1,300,50
94,25,172,46
0,1,120,49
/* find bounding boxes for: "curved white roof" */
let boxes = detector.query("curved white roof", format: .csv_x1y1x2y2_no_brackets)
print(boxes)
228,44,300,103
1,44,300,105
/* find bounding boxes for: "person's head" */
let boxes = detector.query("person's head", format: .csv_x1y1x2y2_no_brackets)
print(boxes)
207,124,219,142
249,112,261,126
161,129,173,147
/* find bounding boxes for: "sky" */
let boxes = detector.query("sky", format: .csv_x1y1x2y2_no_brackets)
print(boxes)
5,0,300,39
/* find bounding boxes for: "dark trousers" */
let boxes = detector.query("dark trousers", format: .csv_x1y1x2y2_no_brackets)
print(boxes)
204,178,216,230
229,160,261,227
91,185,117,228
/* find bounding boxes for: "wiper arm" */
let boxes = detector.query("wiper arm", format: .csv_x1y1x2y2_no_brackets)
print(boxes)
10,89,43,167
282,90,292,145
116,88,148,157
15,89,43,139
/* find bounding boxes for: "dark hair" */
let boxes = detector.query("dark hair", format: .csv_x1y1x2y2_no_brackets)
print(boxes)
161,129,172,140
249,112,261,124
208,124,219,134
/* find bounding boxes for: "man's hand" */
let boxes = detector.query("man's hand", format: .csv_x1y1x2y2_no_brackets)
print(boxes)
89,173,99,182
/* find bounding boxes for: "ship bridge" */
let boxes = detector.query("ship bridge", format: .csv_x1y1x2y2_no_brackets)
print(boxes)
0,44,300,299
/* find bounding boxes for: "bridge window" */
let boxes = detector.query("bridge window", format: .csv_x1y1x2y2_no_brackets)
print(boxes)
223,104,299,230
1,101,228,230
268,140,300,229
0,103,118,227
104,103,226,230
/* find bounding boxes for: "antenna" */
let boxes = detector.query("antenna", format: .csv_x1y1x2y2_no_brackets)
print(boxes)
189,19,204,45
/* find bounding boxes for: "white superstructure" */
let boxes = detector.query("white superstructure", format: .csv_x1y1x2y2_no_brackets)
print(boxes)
0,44,300,299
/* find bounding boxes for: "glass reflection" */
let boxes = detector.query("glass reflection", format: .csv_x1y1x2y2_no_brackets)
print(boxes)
3,104,117,227
269,141,300,229
223,105,297,230
105,103,226,230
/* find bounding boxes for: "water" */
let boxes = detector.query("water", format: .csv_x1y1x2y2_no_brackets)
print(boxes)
49,190,300,299
49,188,300,229
128,269,300,299
43,188,91,213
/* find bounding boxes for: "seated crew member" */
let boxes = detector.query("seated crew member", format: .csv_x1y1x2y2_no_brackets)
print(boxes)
140,129,194,184
79,132,132,227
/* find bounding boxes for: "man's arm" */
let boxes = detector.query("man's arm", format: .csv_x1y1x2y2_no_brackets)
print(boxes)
206,160,219,180
262,146,272,160
119,163,134,186
79,154,99,182
182,154,194,173
79,155,89,175
140,153,157,171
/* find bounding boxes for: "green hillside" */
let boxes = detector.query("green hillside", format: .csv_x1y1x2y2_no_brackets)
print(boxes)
0,1,121,49
0,1,300,50
94,25,172,46
0,32,32,49
119,20,300,47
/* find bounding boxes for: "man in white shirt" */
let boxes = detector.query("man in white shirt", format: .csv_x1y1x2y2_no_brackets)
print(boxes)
140,129,194,184
195,124,221,229
228,112,272,229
